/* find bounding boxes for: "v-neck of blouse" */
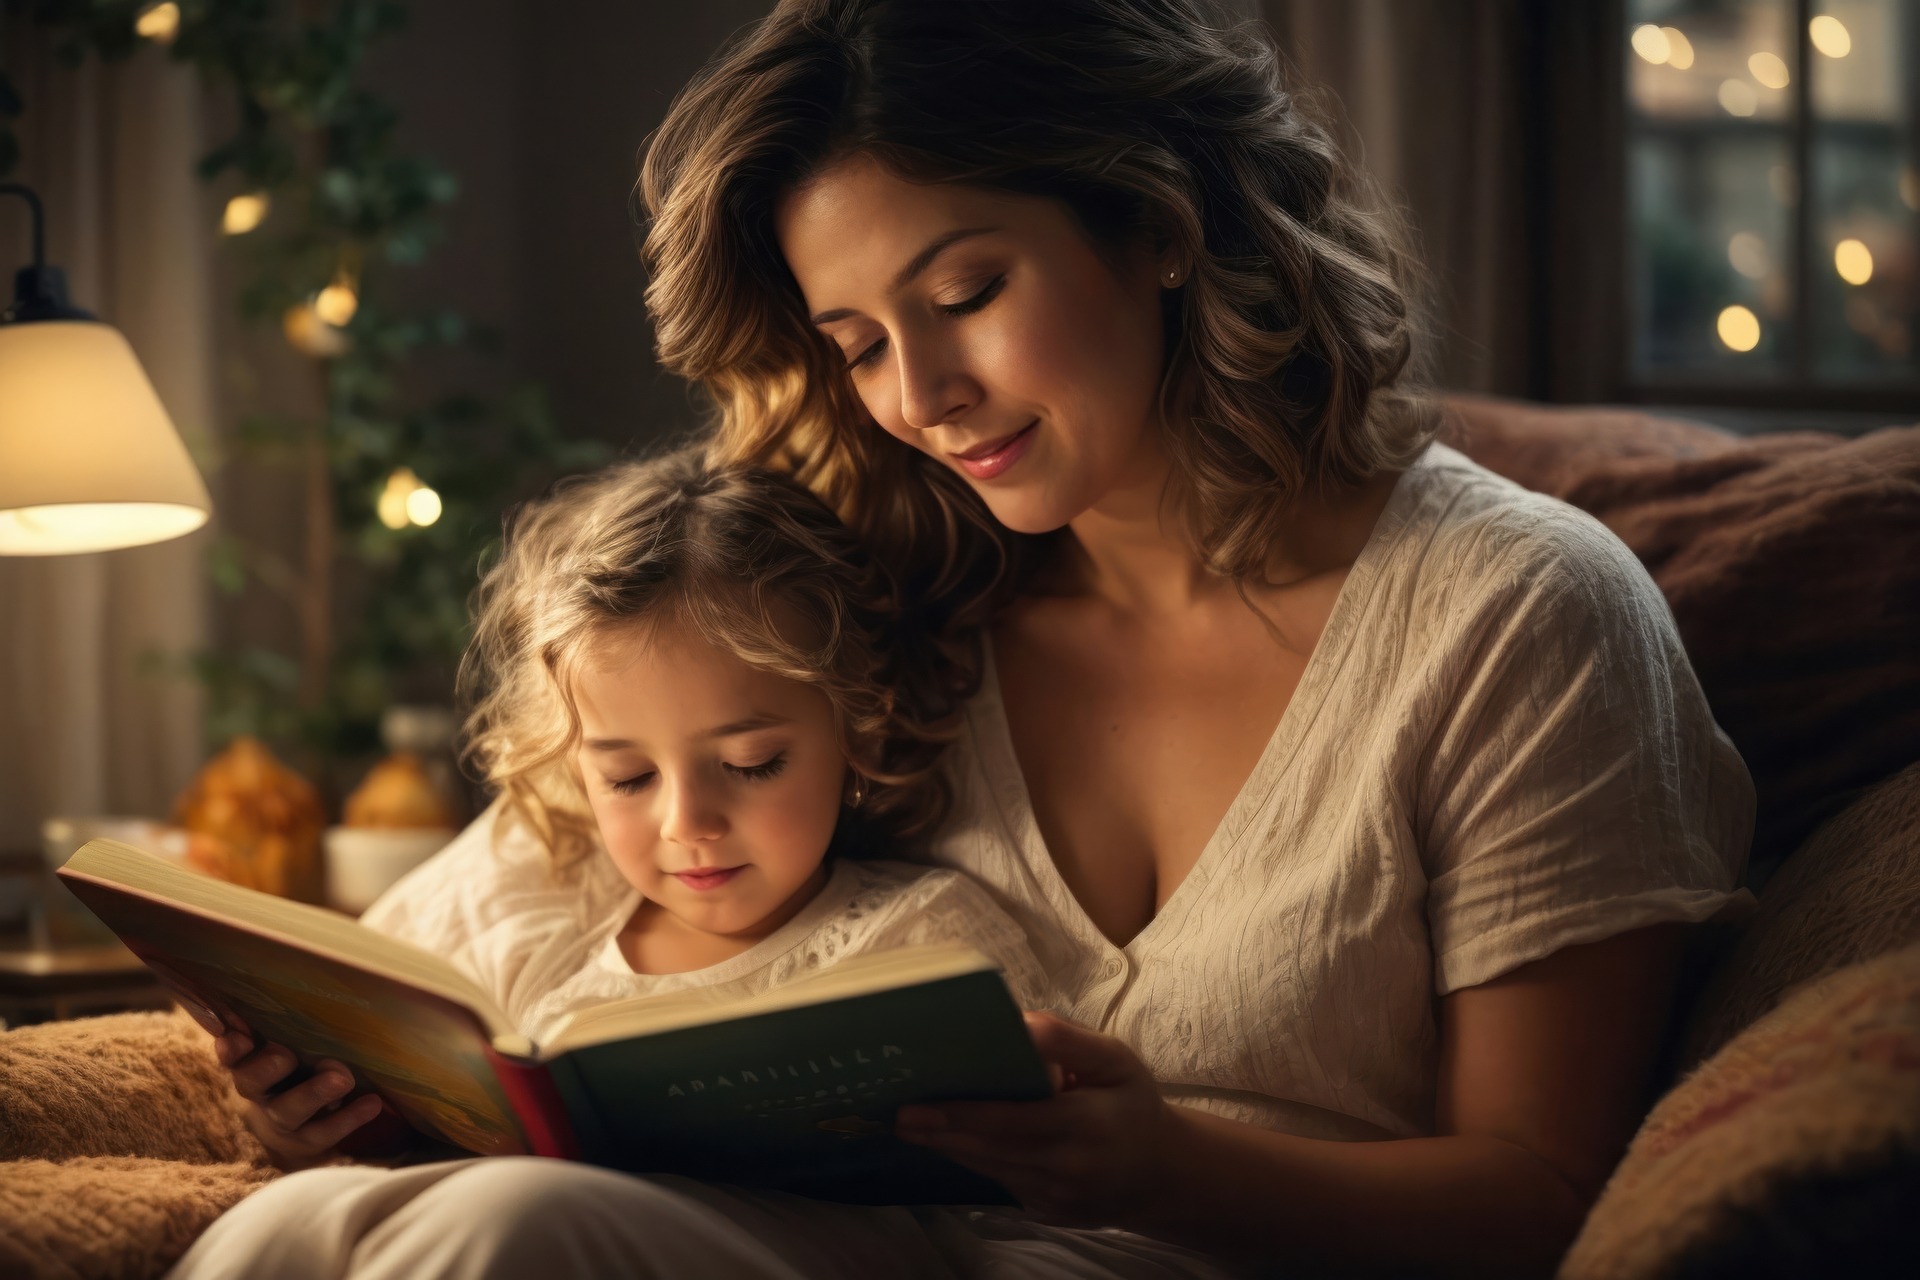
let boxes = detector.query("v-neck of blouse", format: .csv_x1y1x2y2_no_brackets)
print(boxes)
971,449,1426,960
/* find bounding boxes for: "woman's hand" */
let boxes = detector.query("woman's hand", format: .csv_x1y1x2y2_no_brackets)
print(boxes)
895,1012,1180,1228
213,1031,384,1172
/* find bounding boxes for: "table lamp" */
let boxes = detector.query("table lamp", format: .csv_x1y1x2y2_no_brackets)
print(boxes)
0,181,212,555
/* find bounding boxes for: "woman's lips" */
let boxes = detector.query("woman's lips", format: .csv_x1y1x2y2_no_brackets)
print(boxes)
950,422,1036,481
672,866,745,892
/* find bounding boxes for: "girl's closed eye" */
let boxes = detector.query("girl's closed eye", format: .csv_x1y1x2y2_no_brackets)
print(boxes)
726,752,788,782
608,770,655,796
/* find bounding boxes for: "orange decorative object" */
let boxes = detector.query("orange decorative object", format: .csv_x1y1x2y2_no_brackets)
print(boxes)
173,736,325,902
342,753,457,830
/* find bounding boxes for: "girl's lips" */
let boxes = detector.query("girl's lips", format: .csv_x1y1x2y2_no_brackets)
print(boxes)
950,422,1036,481
672,866,745,892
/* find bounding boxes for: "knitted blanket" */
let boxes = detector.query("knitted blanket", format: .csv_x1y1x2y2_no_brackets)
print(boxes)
0,1009,280,1280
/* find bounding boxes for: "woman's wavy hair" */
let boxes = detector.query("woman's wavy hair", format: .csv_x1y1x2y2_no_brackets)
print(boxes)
639,0,1438,655
461,447,964,876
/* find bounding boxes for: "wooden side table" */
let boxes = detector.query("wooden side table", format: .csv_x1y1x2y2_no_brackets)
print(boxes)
0,852,170,1027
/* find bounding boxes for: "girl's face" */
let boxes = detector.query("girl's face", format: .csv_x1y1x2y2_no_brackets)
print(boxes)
776,154,1175,534
572,613,847,941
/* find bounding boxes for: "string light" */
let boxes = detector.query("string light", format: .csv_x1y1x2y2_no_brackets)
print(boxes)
1809,15,1851,58
283,303,350,359
1631,24,1671,64
135,2,180,45
1716,305,1761,353
313,280,359,327
1834,239,1874,286
377,468,442,530
1748,52,1790,90
1719,79,1759,117
221,193,271,236
1727,232,1770,280
1660,28,1695,70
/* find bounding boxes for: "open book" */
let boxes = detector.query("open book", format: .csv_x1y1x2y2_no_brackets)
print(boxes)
57,839,1051,1204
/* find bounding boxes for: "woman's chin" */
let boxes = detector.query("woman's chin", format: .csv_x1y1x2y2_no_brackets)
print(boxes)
974,488,1079,537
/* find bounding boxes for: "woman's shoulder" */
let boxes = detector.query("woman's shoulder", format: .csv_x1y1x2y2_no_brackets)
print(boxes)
1388,442,1660,616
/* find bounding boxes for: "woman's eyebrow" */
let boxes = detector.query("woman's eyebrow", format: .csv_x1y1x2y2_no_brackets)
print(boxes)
807,225,1000,324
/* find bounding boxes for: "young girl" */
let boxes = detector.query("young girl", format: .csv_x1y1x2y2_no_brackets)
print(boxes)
210,447,1052,1171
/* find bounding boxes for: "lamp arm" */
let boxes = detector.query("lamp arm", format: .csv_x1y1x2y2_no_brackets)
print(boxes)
0,180,88,324
0,182,46,270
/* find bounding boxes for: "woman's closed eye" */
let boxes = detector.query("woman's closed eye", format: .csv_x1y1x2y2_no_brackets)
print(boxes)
841,274,1007,370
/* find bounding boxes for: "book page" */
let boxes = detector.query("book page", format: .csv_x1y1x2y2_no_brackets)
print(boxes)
60,839,519,1044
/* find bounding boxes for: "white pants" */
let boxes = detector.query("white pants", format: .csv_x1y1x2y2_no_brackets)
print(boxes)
163,1158,1240,1279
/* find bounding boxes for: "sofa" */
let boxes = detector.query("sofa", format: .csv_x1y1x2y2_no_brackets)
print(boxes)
3,394,1917,1279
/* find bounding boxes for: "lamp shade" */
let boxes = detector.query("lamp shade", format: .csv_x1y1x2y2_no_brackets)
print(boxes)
0,320,212,555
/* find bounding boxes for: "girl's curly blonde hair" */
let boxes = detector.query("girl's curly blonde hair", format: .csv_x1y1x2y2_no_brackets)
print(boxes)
638,0,1438,666
460,447,965,875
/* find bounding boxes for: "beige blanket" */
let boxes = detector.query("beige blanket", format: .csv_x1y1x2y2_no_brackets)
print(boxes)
0,1009,279,1280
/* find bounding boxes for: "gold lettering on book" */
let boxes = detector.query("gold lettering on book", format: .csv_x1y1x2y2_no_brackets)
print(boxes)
664,1045,911,1099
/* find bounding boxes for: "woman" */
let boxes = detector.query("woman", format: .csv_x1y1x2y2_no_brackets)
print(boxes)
171,1,1751,1276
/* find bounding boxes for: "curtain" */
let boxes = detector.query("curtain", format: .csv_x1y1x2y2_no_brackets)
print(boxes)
0,29,216,851
1257,0,1537,395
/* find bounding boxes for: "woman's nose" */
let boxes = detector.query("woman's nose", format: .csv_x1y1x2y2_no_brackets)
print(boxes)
895,336,978,431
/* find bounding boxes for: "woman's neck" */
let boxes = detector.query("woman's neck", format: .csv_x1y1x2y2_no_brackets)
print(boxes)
1057,435,1400,620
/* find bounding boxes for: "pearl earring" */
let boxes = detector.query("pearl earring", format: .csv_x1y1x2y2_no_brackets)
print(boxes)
1164,267,1183,287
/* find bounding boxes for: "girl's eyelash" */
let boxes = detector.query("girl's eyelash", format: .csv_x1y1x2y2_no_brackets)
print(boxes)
726,753,788,782
843,275,1005,371
609,771,655,796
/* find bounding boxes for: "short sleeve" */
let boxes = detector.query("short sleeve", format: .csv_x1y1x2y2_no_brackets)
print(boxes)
1420,514,1756,996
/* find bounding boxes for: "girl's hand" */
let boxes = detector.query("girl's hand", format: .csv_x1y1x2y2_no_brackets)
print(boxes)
895,1012,1180,1228
213,1031,384,1171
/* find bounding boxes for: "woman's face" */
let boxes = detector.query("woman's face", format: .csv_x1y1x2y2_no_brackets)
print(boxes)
573,614,844,941
776,154,1175,534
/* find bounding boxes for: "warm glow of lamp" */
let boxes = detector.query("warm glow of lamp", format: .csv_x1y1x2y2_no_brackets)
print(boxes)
1834,238,1874,285
0,183,212,555
135,2,181,45
283,302,351,358
1809,15,1851,58
404,485,442,527
1717,305,1762,352
222,192,270,236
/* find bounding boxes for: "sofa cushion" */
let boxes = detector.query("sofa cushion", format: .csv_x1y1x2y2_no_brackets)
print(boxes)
1686,761,1920,1066
1557,940,1920,1280
1442,395,1920,878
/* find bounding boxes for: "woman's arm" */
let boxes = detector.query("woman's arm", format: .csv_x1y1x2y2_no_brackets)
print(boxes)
898,922,1683,1278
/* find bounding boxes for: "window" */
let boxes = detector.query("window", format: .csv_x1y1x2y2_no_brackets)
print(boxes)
1625,0,1918,408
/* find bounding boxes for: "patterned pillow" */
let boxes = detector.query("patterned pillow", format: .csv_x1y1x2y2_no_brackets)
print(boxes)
1558,941,1920,1279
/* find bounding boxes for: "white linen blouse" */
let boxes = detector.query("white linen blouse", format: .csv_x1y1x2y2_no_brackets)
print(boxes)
924,442,1755,1142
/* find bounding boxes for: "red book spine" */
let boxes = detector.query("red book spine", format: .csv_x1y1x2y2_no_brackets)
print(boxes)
481,1044,582,1160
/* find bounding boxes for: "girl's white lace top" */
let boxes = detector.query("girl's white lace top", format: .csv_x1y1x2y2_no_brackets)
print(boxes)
361,819,1056,1048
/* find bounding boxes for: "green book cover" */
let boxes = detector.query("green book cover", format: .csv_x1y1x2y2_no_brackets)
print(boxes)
548,970,1048,1203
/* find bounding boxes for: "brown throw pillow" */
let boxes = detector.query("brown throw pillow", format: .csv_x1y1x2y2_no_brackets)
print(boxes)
1558,941,1920,1280
1443,394,1920,878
